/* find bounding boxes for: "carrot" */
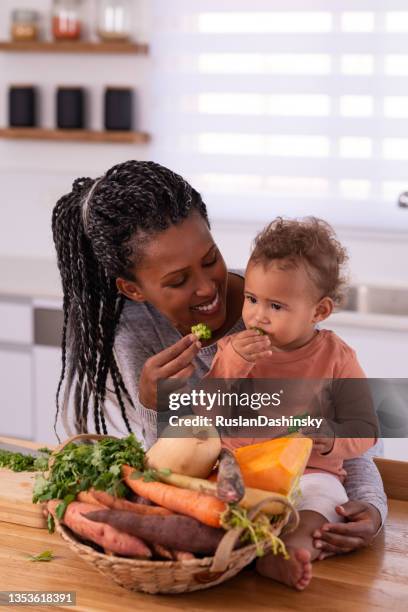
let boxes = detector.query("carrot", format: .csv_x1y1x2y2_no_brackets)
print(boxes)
90,489,172,516
122,465,227,528
76,491,108,507
156,470,289,516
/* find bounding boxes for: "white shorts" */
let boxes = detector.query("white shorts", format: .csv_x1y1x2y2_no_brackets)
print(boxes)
295,473,349,524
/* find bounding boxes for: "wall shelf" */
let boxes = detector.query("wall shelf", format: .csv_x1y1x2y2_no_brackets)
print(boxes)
0,128,150,144
0,41,148,54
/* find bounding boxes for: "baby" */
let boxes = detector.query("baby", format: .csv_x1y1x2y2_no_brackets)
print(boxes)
206,216,377,590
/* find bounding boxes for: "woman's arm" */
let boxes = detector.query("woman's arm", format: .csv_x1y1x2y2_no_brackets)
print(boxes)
343,441,387,526
113,304,201,449
312,441,387,557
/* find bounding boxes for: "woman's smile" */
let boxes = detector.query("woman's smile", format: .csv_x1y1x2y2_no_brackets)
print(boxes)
191,290,221,315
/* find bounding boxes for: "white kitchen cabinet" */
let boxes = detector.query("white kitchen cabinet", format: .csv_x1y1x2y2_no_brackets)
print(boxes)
321,320,408,460
321,322,408,378
32,345,62,445
32,300,63,445
0,299,32,344
0,347,33,438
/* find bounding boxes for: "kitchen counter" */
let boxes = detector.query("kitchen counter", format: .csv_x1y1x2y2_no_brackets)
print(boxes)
0,440,407,611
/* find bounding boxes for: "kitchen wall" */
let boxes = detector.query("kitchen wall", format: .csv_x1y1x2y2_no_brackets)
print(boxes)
0,1,407,459
212,221,408,287
0,0,407,280
0,0,151,260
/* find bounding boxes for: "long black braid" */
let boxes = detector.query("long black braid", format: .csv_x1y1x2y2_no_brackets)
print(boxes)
52,160,208,437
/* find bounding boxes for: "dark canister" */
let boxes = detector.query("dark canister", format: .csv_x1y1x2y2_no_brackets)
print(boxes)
8,85,37,127
56,87,85,129
104,87,133,130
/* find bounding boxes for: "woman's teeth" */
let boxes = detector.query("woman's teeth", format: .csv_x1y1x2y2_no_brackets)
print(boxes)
192,292,219,313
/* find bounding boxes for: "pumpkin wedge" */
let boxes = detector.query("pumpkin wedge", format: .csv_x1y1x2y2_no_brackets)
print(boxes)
234,437,312,496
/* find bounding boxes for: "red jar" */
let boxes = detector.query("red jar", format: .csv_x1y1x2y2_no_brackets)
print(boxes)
52,0,82,41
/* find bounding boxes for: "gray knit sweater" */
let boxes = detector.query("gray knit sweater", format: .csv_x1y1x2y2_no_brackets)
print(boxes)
113,274,388,524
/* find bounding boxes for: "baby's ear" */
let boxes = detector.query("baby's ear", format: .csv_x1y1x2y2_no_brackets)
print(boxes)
116,277,145,302
313,297,334,323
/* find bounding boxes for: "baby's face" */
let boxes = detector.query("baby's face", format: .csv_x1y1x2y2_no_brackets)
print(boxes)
242,260,322,351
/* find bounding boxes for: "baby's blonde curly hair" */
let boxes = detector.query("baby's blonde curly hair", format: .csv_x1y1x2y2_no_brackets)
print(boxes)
250,217,349,306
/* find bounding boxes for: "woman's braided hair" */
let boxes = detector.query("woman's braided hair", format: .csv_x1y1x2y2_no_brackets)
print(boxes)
52,160,208,437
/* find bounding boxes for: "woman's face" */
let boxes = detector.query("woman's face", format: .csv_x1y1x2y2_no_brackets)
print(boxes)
119,212,228,336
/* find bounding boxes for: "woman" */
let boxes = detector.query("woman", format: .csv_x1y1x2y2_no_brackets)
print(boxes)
52,159,387,559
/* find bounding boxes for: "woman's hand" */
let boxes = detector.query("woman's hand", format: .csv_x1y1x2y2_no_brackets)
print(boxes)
313,501,382,560
139,334,201,409
231,329,272,362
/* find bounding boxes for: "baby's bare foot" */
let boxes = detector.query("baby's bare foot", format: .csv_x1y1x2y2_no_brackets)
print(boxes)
256,547,312,591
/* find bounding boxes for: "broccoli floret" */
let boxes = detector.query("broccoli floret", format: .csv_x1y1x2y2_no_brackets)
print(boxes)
191,323,212,340
251,327,266,335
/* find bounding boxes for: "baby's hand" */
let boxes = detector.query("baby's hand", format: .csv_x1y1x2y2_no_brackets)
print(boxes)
231,329,272,363
302,420,335,454
312,437,335,454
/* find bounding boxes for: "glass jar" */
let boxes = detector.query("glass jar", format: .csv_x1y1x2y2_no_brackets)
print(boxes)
97,0,132,42
11,9,40,42
52,0,82,41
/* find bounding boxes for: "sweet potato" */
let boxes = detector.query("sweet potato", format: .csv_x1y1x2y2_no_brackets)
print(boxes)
152,543,173,560
84,509,225,554
47,500,151,558
173,550,195,561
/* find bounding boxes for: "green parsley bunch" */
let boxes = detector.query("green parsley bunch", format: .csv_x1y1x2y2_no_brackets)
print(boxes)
33,434,145,522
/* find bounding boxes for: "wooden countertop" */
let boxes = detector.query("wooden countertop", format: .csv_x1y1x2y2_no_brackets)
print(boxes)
0,440,407,611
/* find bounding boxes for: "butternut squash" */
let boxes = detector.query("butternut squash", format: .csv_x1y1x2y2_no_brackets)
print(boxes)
145,417,221,478
234,437,312,496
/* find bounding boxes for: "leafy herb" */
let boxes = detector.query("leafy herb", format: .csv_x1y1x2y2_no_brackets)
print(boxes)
0,449,51,472
37,447,52,455
220,505,288,558
47,513,55,534
130,467,171,482
287,412,310,434
28,550,54,562
33,434,145,519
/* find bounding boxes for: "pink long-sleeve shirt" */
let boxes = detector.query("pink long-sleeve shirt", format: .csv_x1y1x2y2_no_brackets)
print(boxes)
206,329,377,481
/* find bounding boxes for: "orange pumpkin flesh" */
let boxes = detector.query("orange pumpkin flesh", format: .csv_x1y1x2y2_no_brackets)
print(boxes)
234,437,313,496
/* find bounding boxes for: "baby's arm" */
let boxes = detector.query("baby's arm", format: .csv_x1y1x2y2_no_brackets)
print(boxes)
313,349,378,458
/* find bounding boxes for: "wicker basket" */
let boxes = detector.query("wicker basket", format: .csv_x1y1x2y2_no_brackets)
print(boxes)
50,434,299,594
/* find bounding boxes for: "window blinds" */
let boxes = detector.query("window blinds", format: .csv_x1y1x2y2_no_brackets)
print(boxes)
150,0,408,230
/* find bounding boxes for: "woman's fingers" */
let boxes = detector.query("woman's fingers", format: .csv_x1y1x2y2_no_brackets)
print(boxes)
139,335,200,408
169,363,195,379
315,531,364,552
320,521,371,537
153,334,198,367
317,551,335,561
160,341,201,378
